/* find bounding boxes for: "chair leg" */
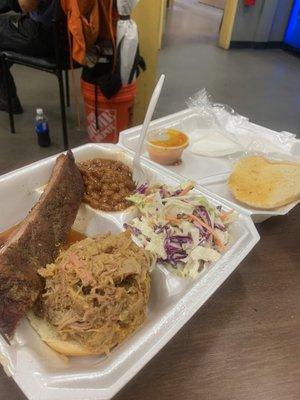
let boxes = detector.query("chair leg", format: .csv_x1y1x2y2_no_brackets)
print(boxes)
57,71,69,150
2,59,15,134
64,69,70,107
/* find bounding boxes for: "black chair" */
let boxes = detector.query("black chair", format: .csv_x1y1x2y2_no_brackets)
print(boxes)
0,1,73,150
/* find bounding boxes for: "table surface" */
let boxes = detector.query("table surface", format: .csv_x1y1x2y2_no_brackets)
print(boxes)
0,165,299,400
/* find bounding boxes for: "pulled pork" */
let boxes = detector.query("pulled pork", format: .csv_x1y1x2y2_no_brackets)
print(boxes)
38,231,152,354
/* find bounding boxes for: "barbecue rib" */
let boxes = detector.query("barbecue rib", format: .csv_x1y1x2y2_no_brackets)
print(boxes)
0,151,84,336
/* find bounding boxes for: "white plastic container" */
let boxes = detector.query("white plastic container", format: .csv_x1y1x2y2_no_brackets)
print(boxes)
119,109,300,223
0,144,259,400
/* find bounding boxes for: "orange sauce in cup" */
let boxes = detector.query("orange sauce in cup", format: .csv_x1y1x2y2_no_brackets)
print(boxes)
149,129,188,148
147,129,189,165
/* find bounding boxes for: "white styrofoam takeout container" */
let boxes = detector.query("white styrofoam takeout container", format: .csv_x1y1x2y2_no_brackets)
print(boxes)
0,144,259,400
119,109,300,223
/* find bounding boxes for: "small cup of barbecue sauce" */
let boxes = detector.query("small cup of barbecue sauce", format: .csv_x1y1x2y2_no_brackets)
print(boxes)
146,128,189,166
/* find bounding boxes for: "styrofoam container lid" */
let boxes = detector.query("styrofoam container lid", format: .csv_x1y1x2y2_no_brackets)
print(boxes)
119,109,299,223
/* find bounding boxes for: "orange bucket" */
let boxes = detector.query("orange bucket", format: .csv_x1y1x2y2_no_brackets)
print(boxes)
81,79,137,143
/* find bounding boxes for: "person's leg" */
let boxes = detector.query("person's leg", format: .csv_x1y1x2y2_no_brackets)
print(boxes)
0,13,23,113
0,0,21,13
0,64,23,114
0,14,54,56
0,1,23,112
0,14,54,113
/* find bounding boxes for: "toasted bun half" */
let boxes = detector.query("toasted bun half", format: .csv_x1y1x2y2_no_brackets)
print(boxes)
27,312,104,357
228,156,300,209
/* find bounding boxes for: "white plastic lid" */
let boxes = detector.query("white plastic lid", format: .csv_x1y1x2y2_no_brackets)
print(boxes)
36,108,43,115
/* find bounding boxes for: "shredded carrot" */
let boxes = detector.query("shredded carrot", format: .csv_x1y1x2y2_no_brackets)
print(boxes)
212,234,225,252
187,214,213,232
178,183,194,196
219,209,234,222
165,216,182,224
187,214,225,252
165,213,225,252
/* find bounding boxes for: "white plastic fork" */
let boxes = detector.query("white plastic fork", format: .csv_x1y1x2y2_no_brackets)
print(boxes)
132,74,165,187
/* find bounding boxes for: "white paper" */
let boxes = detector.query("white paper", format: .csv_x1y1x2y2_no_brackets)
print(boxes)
191,129,242,157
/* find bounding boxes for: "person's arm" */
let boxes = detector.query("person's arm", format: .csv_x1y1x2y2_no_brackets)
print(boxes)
18,0,38,13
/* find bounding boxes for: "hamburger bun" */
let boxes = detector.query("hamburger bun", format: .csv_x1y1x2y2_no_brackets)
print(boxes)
228,156,300,209
27,311,103,357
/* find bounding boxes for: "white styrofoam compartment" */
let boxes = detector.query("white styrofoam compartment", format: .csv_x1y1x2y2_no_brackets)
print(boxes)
0,144,259,400
119,109,300,223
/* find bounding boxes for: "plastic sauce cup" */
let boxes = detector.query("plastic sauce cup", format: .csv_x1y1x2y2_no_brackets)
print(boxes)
146,129,189,166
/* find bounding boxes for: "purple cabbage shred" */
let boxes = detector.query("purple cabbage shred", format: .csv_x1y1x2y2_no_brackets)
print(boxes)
123,223,141,236
136,183,148,194
171,189,182,197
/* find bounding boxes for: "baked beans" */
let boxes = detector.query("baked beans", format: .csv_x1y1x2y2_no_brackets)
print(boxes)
78,159,136,212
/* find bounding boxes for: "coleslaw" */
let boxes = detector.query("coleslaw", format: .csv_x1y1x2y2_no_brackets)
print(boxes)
125,181,236,279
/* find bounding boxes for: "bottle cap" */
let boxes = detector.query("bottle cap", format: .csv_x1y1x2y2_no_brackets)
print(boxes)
36,108,43,115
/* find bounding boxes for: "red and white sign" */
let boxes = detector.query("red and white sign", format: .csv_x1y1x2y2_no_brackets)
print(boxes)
87,109,117,143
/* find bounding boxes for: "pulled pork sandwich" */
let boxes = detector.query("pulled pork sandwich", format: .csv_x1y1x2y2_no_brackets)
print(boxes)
28,231,152,356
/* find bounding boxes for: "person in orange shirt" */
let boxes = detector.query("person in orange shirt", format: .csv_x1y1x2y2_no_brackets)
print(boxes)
0,1,56,113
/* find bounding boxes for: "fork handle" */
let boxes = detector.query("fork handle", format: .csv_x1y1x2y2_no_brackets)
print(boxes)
134,74,166,164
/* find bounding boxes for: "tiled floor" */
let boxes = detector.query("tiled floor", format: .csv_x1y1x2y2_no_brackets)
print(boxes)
156,1,300,138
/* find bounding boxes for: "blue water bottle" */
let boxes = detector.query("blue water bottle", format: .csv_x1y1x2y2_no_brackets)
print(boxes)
35,108,51,147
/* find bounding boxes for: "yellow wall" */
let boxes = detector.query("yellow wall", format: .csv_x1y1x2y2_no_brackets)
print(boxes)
132,0,237,123
219,0,238,49
132,0,164,124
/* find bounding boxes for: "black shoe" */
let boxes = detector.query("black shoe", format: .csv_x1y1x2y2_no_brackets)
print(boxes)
0,95,23,114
